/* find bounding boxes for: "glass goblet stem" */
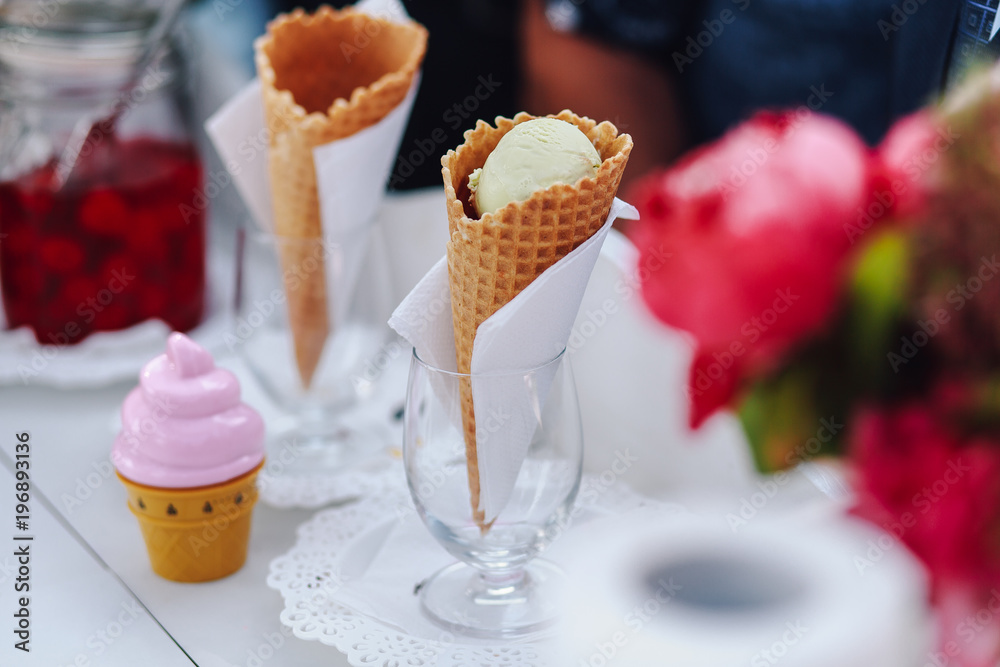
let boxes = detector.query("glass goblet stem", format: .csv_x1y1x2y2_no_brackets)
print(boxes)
477,567,527,596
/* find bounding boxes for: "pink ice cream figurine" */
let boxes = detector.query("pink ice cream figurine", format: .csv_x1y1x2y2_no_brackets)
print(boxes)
113,332,265,582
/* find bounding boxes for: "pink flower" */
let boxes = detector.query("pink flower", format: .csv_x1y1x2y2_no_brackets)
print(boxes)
876,111,943,220
630,111,874,427
851,405,1000,667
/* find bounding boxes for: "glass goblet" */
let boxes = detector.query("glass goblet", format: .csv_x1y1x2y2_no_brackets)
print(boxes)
403,348,583,638
233,226,394,475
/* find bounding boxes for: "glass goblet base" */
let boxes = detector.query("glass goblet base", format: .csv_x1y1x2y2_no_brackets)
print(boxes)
419,560,565,639
263,408,391,480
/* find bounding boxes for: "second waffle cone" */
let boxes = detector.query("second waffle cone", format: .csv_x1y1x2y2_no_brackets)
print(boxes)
255,7,427,387
441,111,632,527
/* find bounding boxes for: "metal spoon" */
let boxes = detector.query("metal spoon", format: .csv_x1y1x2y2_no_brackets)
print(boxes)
54,0,189,189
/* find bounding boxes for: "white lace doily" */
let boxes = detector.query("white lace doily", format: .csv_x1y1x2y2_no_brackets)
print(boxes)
267,475,654,666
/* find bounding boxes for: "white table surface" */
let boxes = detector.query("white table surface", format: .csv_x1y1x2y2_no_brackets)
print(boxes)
0,189,822,666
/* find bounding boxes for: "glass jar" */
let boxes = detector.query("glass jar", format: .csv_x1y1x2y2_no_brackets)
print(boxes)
0,2,205,345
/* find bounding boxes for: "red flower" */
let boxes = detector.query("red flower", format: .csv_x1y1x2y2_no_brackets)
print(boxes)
630,111,874,427
851,405,1000,666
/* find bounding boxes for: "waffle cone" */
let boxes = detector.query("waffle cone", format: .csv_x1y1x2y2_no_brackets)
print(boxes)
117,462,263,583
441,111,632,526
255,7,428,387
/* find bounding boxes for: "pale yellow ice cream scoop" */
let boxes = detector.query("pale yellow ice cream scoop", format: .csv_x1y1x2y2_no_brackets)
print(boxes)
469,117,602,216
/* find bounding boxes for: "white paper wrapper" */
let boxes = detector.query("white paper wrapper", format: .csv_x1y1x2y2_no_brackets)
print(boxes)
390,198,639,522
204,0,418,324
204,79,273,232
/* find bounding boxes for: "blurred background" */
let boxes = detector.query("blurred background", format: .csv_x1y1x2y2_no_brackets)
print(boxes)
183,0,968,193
0,0,977,351
1,3,997,664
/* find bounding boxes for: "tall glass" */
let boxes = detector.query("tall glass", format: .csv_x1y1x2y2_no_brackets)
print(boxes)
403,349,583,638
233,226,394,474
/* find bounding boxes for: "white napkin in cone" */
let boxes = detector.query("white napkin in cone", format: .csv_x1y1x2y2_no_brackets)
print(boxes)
390,198,639,523
205,0,418,325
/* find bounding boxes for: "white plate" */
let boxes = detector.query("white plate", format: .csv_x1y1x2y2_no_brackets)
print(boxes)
0,242,233,389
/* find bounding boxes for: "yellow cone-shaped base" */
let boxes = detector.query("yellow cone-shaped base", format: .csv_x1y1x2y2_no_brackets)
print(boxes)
117,462,263,583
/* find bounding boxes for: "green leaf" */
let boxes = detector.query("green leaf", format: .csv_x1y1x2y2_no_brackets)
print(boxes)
847,230,911,387
740,365,822,472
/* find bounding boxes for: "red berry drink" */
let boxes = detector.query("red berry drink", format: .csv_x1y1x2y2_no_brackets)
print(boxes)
0,138,206,345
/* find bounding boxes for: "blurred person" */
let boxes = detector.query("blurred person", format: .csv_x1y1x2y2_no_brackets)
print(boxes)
522,0,975,188
243,0,989,195
522,0,686,190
